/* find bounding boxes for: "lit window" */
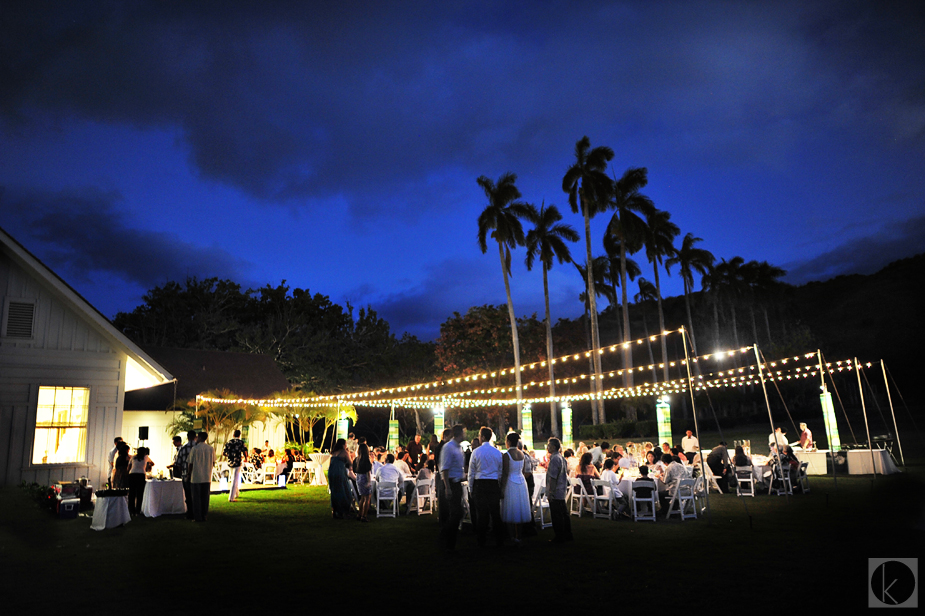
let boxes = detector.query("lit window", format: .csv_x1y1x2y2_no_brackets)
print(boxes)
31,386,89,465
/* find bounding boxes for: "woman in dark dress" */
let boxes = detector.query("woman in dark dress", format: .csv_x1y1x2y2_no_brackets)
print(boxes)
328,439,352,519
111,441,130,489
354,443,372,522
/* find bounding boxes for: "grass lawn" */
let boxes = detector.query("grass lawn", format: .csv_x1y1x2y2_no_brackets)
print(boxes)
2,445,923,612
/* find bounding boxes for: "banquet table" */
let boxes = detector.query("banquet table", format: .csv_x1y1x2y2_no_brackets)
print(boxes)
141,479,187,517
91,495,130,531
847,449,900,475
308,453,331,486
795,449,830,475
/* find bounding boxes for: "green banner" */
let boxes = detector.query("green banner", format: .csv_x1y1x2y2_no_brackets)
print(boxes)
656,400,672,447
820,391,841,450
561,403,572,450
336,411,350,443
433,405,445,437
521,405,534,451
387,419,399,452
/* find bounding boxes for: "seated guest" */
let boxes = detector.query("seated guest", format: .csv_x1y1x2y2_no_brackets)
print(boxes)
706,442,731,491
670,447,686,464
393,451,414,477
375,453,407,499
416,459,435,483
645,451,658,467
249,448,263,469
572,452,600,494
600,459,628,516
615,445,635,469
733,445,750,467
633,466,658,516
662,453,686,491
277,448,295,486
660,442,672,456
564,449,578,474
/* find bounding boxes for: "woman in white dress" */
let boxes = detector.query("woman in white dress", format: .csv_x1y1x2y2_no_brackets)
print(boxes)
500,432,532,544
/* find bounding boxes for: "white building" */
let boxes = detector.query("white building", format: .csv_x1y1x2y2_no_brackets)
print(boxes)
0,226,173,489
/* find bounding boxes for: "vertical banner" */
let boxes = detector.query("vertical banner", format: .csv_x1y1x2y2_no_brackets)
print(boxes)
336,405,350,443
561,402,573,450
433,404,445,437
387,419,400,452
656,398,672,447
820,391,841,451
521,404,534,451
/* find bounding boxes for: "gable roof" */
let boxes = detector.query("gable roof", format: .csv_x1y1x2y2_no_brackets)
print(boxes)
0,225,173,388
124,346,291,411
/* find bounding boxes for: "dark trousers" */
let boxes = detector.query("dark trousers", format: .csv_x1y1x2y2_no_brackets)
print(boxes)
182,479,194,518
473,479,505,546
440,482,463,550
549,498,572,541
128,473,146,515
436,473,448,526
192,482,211,521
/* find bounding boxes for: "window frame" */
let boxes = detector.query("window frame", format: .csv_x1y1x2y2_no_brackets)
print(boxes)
30,385,91,467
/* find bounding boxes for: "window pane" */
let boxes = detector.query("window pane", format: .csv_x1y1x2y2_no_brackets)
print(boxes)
32,386,89,465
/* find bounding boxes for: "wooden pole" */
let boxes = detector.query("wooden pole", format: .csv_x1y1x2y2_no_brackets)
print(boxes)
681,326,711,522
755,345,788,501
854,359,878,478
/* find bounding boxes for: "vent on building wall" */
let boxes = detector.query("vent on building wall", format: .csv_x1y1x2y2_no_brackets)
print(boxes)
4,301,35,338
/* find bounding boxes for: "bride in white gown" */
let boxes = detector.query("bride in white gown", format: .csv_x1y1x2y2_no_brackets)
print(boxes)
501,432,532,543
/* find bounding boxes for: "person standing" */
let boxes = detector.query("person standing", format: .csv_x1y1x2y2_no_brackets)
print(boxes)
434,428,452,527
799,423,814,450
175,431,196,519
407,433,424,466
467,427,505,548
439,424,466,551
681,430,699,460
188,432,215,522
223,429,248,502
354,442,373,522
127,446,153,516
545,437,572,542
500,433,531,545
107,436,122,480
165,436,182,479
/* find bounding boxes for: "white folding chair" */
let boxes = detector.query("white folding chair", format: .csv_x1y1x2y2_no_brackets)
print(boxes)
414,477,434,515
666,478,697,521
692,476,707,514
533,485,552,530
735,465,755,497
262,463,277,485
703,463,725,494
290,461,306,484
568,478,593,517
591,479,613,520
241,463,257,484
796,461,810,493
631,480,657,522
375,479,399,518
768,463,793,496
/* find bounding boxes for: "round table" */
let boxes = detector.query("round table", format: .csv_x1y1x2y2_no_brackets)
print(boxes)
91,495,130,531
308,453,331,486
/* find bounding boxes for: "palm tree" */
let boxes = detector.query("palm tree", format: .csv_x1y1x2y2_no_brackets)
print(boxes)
713,256,746,350
563,137,614,422
525,202,579,438
477,172,533,428
634,277,660,383
602,234,641,346
607,167,655,388
643,208,680,380
573,257,612,424
665,233,714,356
741,260,786,346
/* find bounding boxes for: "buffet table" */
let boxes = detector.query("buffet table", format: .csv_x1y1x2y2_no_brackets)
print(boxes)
141,479,187,517
795,450,830,475
847,449,900,475
90,495,130,531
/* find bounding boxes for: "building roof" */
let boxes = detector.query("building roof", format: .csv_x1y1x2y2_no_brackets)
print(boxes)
124,346,291,411
0,225,173,387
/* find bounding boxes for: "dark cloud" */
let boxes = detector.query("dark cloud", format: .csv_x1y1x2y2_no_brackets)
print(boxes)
0,185,250,287
784,213,925,284
3,1,922,217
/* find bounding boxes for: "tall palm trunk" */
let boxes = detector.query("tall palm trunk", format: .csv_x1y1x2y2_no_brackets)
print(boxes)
608,258,624,345
653,260,669,381
641,306,657,383
498,241,523,429
581,297,599,423
683,281,699,356
749,304,759,347
619,240,633,388
582,199,605,423
543,264,558,438
762,305,774,347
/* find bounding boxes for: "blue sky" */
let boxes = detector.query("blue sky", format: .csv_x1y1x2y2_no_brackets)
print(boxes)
2,1,923,340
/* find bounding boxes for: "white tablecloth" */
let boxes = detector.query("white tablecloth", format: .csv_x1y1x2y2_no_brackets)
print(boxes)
795,450,830,475
91,495,130,531
847,449,900,475
308,454,331,486
141,480,187,517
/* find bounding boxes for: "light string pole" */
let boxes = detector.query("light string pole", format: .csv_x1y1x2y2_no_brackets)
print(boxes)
681,326,711,523
881,359,905,467
754,344,788,503
854,358,877,487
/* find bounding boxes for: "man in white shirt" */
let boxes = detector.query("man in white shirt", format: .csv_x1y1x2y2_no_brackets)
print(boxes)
467,426,505,547
768,427,788,450
108,436,122,476
614,446,634,469
681,430,699,458
375,453,406,487
391,454,415,512
439,425,466,551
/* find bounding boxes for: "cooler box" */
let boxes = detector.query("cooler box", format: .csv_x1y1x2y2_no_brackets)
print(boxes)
57,498,80,519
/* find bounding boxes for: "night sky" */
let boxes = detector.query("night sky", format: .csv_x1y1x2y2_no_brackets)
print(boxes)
2,1,923,341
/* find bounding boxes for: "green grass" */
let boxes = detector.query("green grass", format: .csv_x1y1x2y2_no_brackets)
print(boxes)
2,452,924,611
